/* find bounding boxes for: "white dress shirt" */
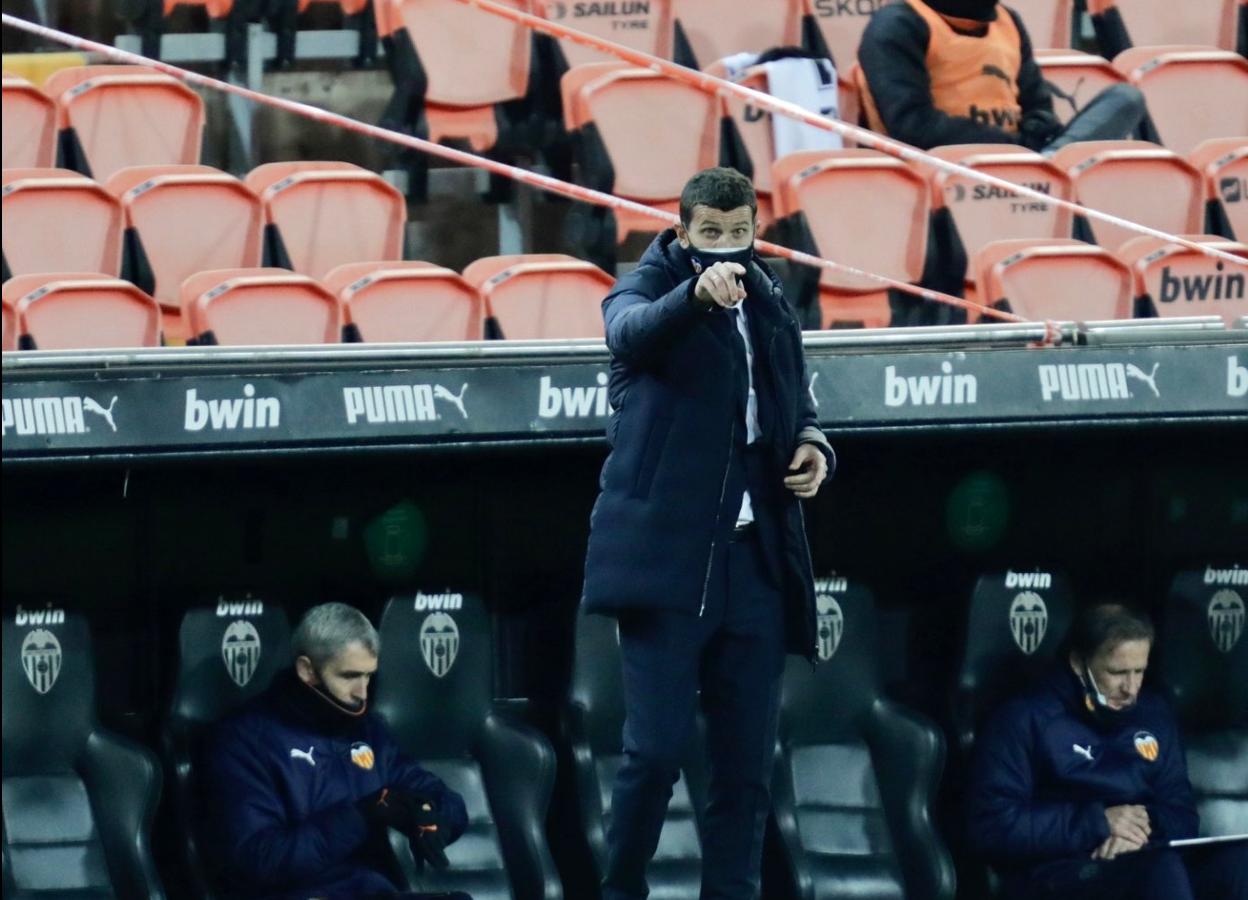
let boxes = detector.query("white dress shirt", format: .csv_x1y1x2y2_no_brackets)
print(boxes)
730,301,760,527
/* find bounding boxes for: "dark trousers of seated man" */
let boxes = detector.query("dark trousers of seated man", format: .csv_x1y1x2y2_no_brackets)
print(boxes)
1043,83,1147,154
603,449,787,900
1015,843,1248,900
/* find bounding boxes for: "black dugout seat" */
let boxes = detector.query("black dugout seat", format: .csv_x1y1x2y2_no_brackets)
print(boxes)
1159,566,1248,836
953,570,1074,756
559,612,705,900
375,592,562,900
771,576,956,900
2,607,165,899
163,596,293,899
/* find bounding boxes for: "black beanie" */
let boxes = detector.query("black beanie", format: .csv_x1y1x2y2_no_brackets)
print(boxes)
922,0,1000,21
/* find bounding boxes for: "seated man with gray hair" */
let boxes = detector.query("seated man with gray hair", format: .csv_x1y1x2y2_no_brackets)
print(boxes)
206,602,470,900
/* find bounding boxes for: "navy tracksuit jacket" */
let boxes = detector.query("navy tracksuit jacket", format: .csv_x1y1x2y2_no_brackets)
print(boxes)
205,671,468,900
967,665,1198,890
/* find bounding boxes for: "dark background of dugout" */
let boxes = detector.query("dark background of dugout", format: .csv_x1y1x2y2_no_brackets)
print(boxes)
4,421,1247,895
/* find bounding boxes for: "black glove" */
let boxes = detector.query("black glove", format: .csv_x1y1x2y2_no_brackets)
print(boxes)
1019,109,1064,152
358,787,411,831
401,792,451,871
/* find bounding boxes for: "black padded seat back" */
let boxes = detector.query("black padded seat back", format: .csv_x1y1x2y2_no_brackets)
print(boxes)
782,576,880,744
375,592,492,757
1159,567,1248,727
376,593,512,899
954,570,1073,754
165,597,292,898
1159,566,1248,837
2,774,114,896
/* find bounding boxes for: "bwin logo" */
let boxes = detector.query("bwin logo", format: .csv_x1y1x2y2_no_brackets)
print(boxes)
420,612,460,678
1207,590,1245,653
539,371,612,418
1158,262,1245,306
1005,570,1052,590
184,384,280,431
1,395,118,436
14,604,66,627
884,361,978,407
1009,592,1048,655
413,591,464,612
1228,356,1247,399
1038,362,1160,402
216,598,265,617
1204,564,1247,587
221,620,263,687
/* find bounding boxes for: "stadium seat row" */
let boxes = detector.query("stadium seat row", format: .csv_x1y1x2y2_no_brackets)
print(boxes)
0,254,613,349
4,567,1243,898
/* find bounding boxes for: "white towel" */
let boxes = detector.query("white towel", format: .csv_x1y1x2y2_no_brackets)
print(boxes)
718,52,843,156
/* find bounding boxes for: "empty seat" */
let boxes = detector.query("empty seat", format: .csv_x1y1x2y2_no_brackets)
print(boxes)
771,575,956,900
1190,137,1248,241
246,162,406,280
3,610,165,898
1112,46,1248,157
324,260,485,342
973,238,1134,321
2,73,56,169
667,0,802,70
164,598,292,899
463,253,611,339
181,267,344,345
1117,234,1248,322
42,65,204,181
539,0,670,69
1002,0,1074,48
105,165,264,317
805,0,891,75
1088,0,1240,57
772,149,930,328
1052,140,1203,253
557,612,704,898
562,63,720,261
1034,49,1129,126
1158,567,1248,836
2,293,15,351
926,144,1074,296
375,592,562,899
3,272,163,349
2,168,124,278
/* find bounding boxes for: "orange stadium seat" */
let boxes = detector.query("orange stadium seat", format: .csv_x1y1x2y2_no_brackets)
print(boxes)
181,268,344,345
1112,46,1248,157
1,168,124,279
105,165,264,323
667,0,802,70
1034,49,1129,127
702,62,778,225
1004,0,1074,48
926,144,1074,300
536,0,670,69
973,238,1134,321
1052,140,1203,254
323,260,485,342
463,253,612,339
772,148,929,328
41,65,204,182
1189,137,1248,241
1088,0,1241,57
562,62,720,248
2,292,16,351
2,73,56,169
245,162,406,281
3,272,163,349
1117,234,1248,323
805,0,888,75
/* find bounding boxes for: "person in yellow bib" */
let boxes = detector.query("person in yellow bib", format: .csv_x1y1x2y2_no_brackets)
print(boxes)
856,0,1145,153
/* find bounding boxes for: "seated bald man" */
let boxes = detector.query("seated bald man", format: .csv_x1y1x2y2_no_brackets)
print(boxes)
967,603,1246,900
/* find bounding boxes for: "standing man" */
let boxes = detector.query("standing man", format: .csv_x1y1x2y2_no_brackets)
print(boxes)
206,602,471,900
967,602,1247,900
582,166,835,900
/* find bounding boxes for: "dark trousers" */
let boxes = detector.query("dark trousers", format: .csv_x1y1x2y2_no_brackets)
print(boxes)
603,528,786,900
1044,83,1148,154
1019,843,1248,900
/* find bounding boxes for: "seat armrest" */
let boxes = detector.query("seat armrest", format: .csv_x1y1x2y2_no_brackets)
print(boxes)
768,743,815,900
477,712,563,900
81,729,166,900
867,699,956,900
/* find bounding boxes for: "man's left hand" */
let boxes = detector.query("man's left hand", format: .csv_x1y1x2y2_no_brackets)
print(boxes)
785,444,828,499
1091,835,1146,860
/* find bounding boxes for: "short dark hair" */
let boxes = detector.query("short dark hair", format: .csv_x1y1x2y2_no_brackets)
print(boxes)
679,167,757,226
1068,603,1154,661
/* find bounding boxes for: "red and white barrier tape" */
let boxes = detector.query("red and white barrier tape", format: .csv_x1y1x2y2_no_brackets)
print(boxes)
1,12,1035,328
456,0,1246,267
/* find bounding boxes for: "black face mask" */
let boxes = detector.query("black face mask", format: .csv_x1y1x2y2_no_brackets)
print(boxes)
923,0,999,21
687,244,754,275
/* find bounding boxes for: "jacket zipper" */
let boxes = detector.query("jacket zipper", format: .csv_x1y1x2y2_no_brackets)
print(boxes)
700,417,736,616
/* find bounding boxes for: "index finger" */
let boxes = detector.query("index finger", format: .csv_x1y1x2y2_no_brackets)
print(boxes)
718,262,747,275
